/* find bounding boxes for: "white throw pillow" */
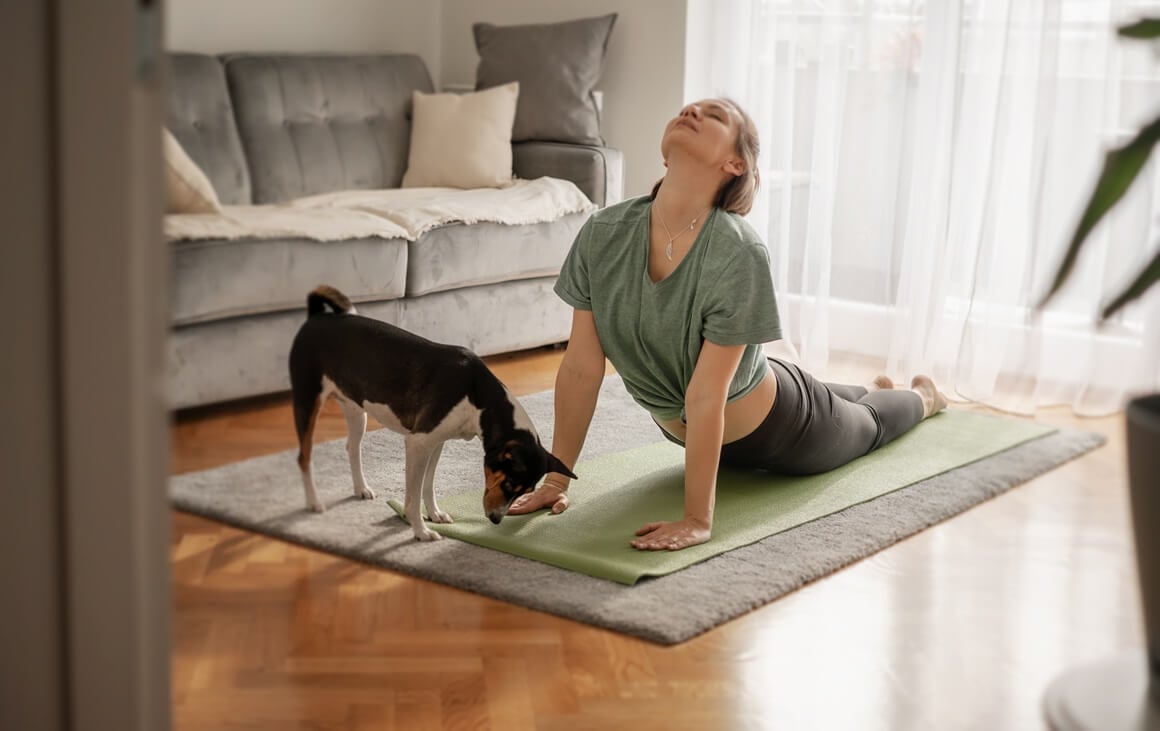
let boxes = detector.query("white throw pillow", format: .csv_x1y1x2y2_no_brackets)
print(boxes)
401,82,519,189
163,127,222,214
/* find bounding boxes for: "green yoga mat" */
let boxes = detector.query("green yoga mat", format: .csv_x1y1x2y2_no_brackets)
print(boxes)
389,410,1054,584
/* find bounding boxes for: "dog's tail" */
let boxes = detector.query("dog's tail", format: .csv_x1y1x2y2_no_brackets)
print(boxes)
307,285,355,317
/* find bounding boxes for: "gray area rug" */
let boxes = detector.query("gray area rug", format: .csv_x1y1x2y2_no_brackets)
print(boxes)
170,376,1106,645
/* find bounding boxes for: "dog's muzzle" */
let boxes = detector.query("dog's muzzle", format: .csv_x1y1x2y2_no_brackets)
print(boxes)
483,467,511,524
487,507,508,524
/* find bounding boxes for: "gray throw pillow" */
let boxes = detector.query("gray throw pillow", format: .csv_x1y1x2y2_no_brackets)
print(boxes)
473,14,617,146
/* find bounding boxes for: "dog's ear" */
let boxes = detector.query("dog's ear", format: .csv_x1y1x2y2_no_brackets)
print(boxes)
500,440,528,475
544,450,578,480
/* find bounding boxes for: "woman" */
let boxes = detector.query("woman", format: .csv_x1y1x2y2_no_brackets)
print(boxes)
509,98,947,552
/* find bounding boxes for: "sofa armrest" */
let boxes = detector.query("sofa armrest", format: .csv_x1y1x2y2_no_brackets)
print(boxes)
512,142,624,208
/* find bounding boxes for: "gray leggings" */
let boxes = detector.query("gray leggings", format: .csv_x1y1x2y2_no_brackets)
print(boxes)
659,358,925,475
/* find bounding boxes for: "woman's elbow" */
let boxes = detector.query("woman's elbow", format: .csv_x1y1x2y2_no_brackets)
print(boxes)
684,388,728,421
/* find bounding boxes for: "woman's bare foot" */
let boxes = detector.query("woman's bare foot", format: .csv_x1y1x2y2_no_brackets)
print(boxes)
910,375,948,418
866,375,894,392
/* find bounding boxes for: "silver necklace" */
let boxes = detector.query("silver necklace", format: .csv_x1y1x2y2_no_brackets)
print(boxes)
655,203,709,261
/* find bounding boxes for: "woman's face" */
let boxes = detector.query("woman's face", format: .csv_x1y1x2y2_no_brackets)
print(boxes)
660,99,743,173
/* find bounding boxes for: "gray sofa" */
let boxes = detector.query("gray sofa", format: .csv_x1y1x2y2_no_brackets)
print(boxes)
166,52,623,409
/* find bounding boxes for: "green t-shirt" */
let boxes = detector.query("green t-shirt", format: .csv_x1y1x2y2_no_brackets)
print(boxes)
554,196,782,421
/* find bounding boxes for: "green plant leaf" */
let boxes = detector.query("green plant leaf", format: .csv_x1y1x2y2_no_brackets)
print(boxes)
1039,114,1160,308
1101,249,1160,320
1119,18,1160,39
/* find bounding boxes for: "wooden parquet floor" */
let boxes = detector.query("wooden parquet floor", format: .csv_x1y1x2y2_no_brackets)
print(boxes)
171,347,1141,731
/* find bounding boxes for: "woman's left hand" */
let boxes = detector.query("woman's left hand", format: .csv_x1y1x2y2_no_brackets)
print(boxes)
631,518,711,551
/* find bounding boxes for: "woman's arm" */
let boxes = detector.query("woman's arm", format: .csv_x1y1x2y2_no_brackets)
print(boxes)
508,308,606,515
632,341,745,550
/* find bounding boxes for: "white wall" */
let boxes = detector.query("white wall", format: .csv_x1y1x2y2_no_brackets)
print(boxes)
441,1,688,197
165,0,443,82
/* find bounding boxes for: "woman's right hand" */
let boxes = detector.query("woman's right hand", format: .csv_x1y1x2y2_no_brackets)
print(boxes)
510,308,602,518
508,480,570,515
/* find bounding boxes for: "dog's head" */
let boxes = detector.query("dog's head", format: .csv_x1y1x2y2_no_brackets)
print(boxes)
483,432,577,524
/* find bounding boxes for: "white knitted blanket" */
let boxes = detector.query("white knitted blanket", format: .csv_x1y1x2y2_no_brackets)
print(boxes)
165,177,594,243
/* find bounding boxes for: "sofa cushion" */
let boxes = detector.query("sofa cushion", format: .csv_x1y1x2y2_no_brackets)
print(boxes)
171,235,407,326
224,54,434,204
169,299,403,409
166,53,252,205
168,278,571,409
474,14,617,145
163,128,222,214
397,278,573,357
401,83,520,189
406,212,586,297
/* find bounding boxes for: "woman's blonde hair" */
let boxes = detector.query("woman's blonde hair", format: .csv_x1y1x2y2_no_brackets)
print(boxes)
650,97,760,216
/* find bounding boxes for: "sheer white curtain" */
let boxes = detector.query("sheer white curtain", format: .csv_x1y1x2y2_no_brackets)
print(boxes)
686,0,1160,415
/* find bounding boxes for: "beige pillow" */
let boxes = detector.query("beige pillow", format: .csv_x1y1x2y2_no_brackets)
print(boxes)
163,128,221,214
401,82,519,189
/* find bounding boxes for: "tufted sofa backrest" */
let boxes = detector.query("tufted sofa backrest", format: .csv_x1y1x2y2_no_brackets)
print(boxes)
166,53,254,205
222,54,434,204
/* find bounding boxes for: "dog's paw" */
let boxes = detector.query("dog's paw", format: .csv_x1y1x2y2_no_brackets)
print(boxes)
355,485,376,500
414,528,443,542
428,510,454,524
309,500,326,513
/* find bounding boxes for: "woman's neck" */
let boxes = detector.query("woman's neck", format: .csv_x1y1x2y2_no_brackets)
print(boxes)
653,163,719,223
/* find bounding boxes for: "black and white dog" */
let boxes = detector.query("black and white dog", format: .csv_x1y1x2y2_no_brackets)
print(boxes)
288,285,575,541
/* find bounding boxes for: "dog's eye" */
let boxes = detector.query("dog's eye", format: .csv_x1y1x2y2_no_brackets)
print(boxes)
503,480,513,491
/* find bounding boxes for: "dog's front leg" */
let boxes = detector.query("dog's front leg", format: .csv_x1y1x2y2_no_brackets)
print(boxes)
403,437,442,541
421,442,452,524
338,399,375,500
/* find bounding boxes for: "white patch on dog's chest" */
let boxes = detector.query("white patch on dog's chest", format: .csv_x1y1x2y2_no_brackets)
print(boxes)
505,387,537,438
429,397,483,440
363,401,408,433
323,375,480,440
364,395,480,441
